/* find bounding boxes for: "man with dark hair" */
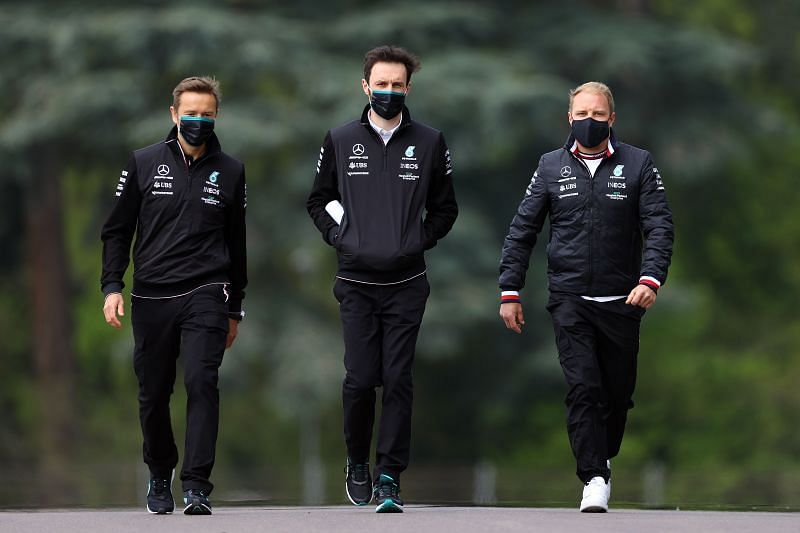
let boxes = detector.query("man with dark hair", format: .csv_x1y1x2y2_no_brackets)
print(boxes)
498,82,673,512
307,45,457,513
101,76,247,516
362,45,421,84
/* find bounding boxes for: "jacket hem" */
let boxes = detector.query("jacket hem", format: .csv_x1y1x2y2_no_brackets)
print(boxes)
132,274,230,299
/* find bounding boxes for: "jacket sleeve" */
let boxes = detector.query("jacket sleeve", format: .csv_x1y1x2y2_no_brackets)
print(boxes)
100,154,141,297
225,165,248,315
306,131,341,246
422,133,458,249
638,154,674,288
498,158,550,292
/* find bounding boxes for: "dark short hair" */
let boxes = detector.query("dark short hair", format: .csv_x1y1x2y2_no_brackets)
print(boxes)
363,45,421,84
172,76,221,110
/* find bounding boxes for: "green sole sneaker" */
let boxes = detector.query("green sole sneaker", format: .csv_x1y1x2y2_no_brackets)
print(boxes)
375,499,404,513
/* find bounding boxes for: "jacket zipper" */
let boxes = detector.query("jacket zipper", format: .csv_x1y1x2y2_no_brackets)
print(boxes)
366,121,410,171
175,139,212,184
573,154,607,295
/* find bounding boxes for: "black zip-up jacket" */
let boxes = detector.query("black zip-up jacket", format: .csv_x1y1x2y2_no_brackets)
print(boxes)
499,132,674,295
307,105,458,284
101,127,247,314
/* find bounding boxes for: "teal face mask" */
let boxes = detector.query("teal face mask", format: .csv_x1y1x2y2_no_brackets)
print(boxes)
369,90,406,120
179,116,215,146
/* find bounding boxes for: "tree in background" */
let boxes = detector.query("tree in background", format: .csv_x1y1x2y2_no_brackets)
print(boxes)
0,0,798,507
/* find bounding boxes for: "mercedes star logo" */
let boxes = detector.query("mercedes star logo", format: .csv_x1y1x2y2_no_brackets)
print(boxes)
352,144,365,156
560,166,571,178
157,164,170,176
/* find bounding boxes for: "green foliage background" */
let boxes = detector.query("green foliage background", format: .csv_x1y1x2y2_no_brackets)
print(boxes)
1,0,798,508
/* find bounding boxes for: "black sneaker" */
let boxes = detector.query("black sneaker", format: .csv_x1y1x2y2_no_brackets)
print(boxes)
345,458,372,505
146,474,174,515
374,473,404,513
183,489,212,515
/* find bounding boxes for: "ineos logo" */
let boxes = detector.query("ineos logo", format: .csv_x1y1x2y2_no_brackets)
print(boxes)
157,164,170,176
560,166,571,178
352,144,365,156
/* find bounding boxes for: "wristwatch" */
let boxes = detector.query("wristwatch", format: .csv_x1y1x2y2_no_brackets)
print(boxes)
228,310,245,322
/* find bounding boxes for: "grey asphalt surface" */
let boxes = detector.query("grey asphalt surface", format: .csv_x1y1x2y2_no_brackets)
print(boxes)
1,506,798,533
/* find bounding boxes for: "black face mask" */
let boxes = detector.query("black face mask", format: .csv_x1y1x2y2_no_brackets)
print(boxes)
179,116,215,146
571,117,610,148
369,90,406,120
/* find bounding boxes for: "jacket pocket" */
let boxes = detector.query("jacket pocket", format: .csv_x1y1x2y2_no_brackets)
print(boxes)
546,236,564,273
195,195,227,233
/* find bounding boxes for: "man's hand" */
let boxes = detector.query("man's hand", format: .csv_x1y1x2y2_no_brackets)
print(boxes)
626,284,657,309
103,293,125,328
226,318,239,349
500,302,525,334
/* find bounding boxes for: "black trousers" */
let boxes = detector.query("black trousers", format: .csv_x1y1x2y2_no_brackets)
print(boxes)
130,284,229,494
546,292,644,483
334,275,429,483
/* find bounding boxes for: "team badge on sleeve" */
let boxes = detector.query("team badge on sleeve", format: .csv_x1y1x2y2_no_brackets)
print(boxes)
525,171,538,196
115,170,128,197
653,167,665,191
316,146,324,174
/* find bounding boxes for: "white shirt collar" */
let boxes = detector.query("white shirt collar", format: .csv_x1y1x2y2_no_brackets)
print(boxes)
368,110,402,144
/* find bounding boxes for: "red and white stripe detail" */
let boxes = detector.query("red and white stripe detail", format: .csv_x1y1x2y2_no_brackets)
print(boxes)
501,290,521,304
570,140,615,158
639,276,661,292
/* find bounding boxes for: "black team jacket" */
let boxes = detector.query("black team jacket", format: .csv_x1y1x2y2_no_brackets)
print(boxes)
499,131,674,297
307,105,458,284
101,127,247,316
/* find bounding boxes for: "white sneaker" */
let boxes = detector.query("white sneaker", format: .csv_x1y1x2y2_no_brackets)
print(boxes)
580,476,609,512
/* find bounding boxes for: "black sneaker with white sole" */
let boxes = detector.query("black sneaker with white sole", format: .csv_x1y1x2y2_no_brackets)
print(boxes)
374,473,404,513
147,476,175,514
146,474,174,515
345,458,372,505
183,489,212,515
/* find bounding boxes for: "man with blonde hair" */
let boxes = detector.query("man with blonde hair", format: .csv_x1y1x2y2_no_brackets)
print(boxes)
101,76,247,515
499,81,673,512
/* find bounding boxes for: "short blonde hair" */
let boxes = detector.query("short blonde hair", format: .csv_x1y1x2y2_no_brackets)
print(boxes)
569,81,614,113
172,76,221,110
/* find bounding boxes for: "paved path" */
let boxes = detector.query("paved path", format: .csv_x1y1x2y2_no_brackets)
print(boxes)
1,505,798,533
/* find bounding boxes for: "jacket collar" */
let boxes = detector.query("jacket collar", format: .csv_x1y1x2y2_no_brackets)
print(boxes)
359,104,412,130
563,128,619,158
165,125,223,158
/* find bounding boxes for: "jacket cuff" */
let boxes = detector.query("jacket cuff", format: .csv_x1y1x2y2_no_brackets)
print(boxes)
500,290,521,304
423,227,436,250
638,276,661,292
326,225,339,246
102,282,123,297
228,297,243,314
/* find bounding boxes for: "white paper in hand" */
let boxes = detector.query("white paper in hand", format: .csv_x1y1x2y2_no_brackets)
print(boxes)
325,200,344,225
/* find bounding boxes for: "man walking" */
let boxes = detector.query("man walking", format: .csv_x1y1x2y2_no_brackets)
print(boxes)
307,45,458,513
498,82,673,512
101,76,247,515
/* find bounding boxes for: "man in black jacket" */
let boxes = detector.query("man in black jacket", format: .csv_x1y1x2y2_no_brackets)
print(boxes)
101,76,247,516
498,82,673,513
307,45,457,513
